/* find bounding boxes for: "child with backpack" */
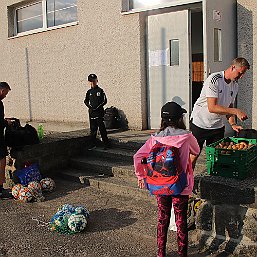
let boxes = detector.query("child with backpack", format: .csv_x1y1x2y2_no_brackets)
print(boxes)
133,102,200,257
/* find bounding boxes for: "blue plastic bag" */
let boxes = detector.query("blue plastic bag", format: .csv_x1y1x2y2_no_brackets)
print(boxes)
15,163,42,186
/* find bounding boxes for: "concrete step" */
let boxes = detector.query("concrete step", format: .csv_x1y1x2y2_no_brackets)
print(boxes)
57,168,156,204
69,156,135,177
88,176,156,204
57,168,111,184
84,146,136,162
109,137,145,151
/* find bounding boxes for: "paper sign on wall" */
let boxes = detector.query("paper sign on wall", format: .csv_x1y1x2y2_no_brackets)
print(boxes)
213,10,221,21
149,49,168,67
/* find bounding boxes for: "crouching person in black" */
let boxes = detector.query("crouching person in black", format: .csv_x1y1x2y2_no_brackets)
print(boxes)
0,82,12,199
84,74,109,150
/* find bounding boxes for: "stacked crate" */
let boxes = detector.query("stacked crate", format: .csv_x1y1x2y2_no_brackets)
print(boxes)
206,137,257,179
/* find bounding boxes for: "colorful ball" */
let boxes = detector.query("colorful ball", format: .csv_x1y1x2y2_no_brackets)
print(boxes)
75,206,90,219
60,204,75,214
12,184,24,199
68,213,87,232
53,211,70,226
50,210,71,233
40,178,55,192
28,181,41,190
18,187,33,202
28,181,44,201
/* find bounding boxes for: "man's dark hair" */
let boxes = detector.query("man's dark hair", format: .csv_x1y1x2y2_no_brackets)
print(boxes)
232,57,250,70
0,82,11,90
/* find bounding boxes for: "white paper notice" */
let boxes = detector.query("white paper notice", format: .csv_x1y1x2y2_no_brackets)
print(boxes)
149,49,168,67
213,10,221,21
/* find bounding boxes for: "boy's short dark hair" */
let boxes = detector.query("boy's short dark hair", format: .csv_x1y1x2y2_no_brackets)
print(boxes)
0,82,11,90
88,74,97,82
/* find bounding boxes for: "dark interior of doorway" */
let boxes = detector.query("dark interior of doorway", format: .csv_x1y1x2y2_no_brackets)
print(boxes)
191,11,203,109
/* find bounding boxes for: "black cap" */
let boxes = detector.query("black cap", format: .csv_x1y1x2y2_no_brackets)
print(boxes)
88,74,97,82
161,101,187,119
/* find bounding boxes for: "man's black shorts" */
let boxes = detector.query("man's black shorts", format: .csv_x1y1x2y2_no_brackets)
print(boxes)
0,137,7,160
190,121,225,151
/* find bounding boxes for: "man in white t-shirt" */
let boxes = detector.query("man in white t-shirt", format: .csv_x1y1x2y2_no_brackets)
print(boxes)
190,57,250,168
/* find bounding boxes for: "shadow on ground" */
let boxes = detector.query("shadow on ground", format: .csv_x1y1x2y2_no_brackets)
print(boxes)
87,208,137,232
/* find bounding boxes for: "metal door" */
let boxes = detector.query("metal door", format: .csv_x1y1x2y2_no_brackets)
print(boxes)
203,0,237,78
203,0,237,135
147,10,191,129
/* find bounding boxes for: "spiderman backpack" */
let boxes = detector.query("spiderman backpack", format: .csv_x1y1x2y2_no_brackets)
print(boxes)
143,141,187,196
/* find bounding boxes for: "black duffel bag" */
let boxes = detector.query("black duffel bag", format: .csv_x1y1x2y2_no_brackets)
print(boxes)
5,118,39,147
236,129,257,139
104,106,121,129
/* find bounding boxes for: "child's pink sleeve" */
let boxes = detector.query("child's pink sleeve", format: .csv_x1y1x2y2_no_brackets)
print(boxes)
133,138,153,180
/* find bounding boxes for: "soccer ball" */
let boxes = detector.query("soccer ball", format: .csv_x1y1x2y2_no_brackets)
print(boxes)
18,187,33,202
60,204,75,214
51,210,70,226
28,181,42,191
27,181,44,201
75,206,90,219
50,210,72,233
68,213,87,232
40,178,55,192
12,184,24,199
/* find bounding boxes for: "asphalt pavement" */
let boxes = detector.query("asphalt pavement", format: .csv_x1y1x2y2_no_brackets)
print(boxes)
0,178,207,257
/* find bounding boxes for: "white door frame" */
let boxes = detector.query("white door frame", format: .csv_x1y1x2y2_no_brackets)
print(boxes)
144,0,236,129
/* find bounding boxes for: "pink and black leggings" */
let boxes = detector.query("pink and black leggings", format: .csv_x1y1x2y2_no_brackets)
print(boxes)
156,194,189,257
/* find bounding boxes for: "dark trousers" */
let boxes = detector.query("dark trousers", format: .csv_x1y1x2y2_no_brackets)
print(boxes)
157,195,189,257
89,117,108,145
0,136,7,160
190,121,225,151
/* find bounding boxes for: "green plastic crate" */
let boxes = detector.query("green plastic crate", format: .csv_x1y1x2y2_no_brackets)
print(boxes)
205,137,257,179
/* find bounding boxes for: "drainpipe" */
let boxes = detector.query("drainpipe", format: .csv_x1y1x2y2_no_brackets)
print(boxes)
25,47,32,121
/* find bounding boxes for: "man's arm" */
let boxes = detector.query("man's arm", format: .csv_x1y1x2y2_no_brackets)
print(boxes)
207,97,248,121
226,103,243,132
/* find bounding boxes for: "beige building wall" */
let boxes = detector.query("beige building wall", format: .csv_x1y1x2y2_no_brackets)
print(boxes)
0,0,147,130
2,0,257,131
237,1,257,129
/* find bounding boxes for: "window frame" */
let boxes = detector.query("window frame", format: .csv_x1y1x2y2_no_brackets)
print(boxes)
11,0,78,38
121,0,202,14
15,1,44,35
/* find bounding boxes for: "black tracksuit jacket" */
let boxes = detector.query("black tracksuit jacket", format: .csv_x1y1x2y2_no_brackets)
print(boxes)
84,86,107,118
0,101,8,139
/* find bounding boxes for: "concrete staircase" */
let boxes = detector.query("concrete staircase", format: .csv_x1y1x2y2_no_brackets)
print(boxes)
60,137,155,201
59,136,207,203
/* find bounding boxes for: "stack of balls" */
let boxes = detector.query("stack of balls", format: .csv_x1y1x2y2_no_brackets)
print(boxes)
50,204,90,234
11,177,56,203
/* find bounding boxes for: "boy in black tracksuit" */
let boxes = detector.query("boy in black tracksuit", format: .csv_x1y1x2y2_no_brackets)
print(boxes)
84,74,109,149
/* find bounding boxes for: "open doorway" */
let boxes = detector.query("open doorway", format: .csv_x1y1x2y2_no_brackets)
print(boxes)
145,0,236,129
191,11,204,109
